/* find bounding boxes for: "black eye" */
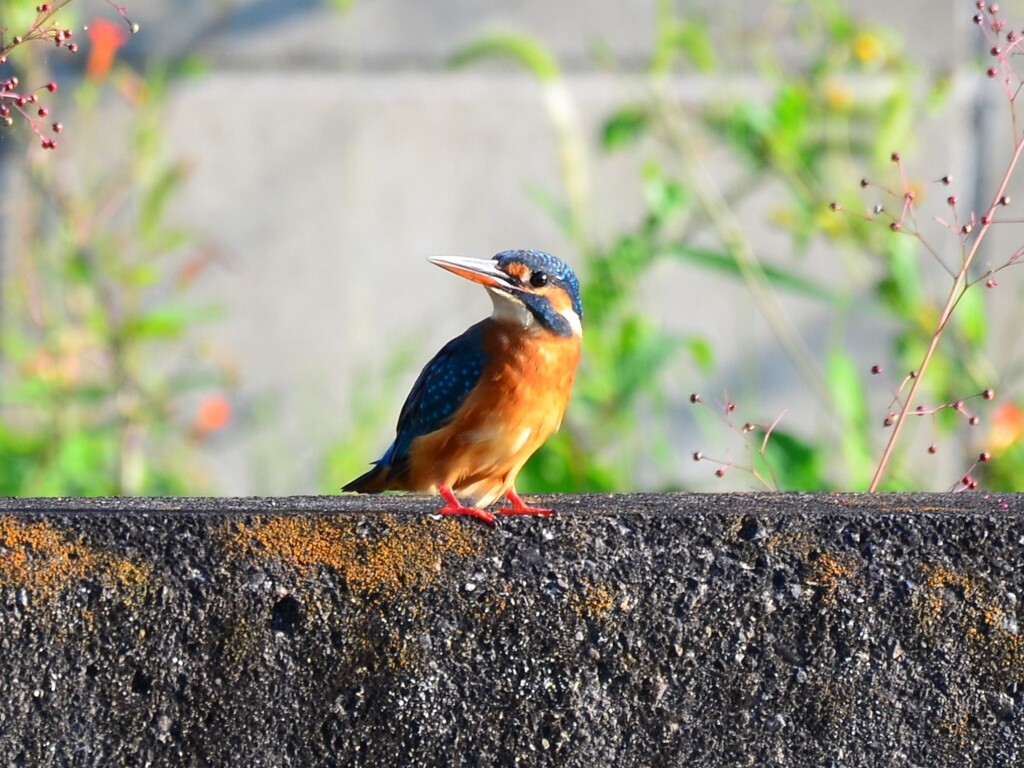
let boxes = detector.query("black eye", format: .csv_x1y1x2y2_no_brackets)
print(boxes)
530,271,549,288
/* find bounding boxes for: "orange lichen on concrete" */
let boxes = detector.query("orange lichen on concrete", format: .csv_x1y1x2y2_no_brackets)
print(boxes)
914,564,1024,750
936,710,972,750
0,516,98,601
0,516,150,603
570,581,615,621
227,516,350,574
227,515,483,599
805,550,860,592
923,565,977,596
767,532,861,599
918,566,978,630
104,557,152,607
345,517,479,598
917,564,1024,676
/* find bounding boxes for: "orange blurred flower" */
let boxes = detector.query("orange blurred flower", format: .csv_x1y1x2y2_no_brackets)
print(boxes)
86,18,127,81
990,402,1024,453
193,393,231,438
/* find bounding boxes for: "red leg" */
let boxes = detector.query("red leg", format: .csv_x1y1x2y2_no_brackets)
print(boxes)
498,488,554,517
437,484,496,526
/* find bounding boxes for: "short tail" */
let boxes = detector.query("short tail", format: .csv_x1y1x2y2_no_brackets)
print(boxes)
341,464,391,494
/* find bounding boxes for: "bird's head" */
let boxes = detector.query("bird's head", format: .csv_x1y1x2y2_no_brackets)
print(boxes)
429,250,583,338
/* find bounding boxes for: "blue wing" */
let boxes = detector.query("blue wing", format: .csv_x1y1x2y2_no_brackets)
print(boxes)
375,320,489,479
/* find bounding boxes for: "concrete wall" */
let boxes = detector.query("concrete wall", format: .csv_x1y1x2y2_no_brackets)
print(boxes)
0,493,1022,765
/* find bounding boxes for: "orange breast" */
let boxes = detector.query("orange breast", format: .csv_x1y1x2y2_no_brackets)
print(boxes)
401,324,581,506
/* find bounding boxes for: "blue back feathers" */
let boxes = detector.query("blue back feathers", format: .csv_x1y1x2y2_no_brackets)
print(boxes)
369,249,581,478
375,320,489,477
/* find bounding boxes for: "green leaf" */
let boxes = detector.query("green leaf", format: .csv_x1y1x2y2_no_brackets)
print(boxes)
827,350,868,429
954,285,986,345
685,336,715,372
614,317,679,402
450,32,560,82
121,262,161,288
642,169,689,220
143,228,192,255
926,72,952,112
758,429,828,491
173,55,210,80
602,107,648,150
826,350,873,488
63,250,94,282
52,429,118,495
772,86,809,148
516,431,622,493
140,164,186,244
825,12,856,44
68,385,114,404
663,244,835,301
0,422,44,494
876,235,922,315
671,21,717,72
120,305,210,340
710,103,772,170
873,89,912,164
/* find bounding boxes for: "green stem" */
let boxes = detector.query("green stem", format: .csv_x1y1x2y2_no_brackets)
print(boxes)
651,77,832,409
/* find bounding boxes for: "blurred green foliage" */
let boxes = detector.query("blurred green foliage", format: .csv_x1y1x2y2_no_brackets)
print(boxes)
2,0,1019,496
0,6,223,494
319,342,419,494
425,0,1011,493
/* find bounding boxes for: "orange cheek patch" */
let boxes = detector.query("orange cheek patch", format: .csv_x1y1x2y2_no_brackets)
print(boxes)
504,263,531,283
545,289,573,315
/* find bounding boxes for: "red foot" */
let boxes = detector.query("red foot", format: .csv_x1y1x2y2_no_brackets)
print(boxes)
497,488,554,517
437,484,496,526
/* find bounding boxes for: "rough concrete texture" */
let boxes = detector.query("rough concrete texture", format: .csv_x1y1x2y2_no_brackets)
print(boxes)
1,493,1022,766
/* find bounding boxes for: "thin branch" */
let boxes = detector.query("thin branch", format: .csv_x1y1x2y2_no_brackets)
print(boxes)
869,133,1024,490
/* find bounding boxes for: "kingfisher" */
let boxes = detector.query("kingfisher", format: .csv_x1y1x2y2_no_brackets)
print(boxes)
342,249,583,526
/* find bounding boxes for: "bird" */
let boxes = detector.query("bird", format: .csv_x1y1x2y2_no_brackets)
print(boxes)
342,249,583,526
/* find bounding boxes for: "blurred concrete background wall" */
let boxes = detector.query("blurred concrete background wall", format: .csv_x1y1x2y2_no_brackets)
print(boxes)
2,0,1021,494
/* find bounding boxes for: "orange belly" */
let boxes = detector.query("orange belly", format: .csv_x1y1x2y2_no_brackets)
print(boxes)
400,326,580,506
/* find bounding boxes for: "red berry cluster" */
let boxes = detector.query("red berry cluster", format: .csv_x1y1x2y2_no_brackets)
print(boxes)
0,1,138,149
974,1,1024,90
0,3,79,148
688,394,786,486
872,359,998,488
1,75,63,148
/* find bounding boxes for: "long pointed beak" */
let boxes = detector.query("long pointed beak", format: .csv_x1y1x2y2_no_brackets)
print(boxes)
428,255,515,291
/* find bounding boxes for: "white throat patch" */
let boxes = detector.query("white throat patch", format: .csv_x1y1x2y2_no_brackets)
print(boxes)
486,287,583,337
487,288,533,328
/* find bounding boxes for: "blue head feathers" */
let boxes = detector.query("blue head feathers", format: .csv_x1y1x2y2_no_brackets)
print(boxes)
493,250,583,322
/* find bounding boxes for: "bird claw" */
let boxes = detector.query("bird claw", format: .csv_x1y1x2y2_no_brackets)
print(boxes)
434,485,553,525
498,489,555,517
495,507,554,517
437,484,497,526
438,504,497,527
